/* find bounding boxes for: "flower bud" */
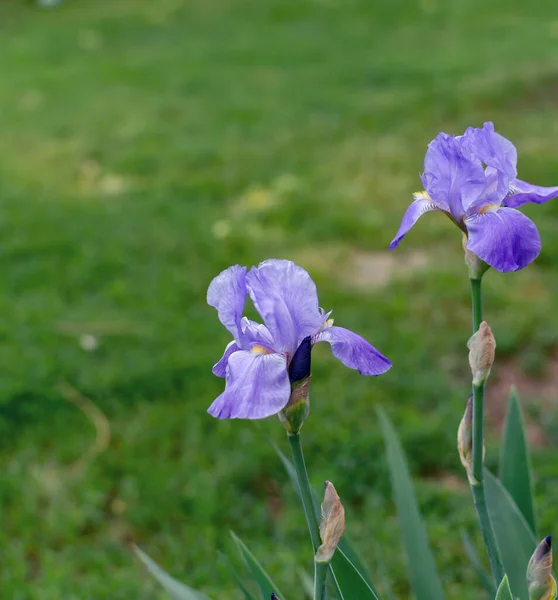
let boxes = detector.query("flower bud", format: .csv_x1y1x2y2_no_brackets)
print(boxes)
315,481,346,563
457,395,485,485
279,336,312,434
458,395,475,484
463,234,490,279
288,335,312,383
468,321,496,386
527,536,557,600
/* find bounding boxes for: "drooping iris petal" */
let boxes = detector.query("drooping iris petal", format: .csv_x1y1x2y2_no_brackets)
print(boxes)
207,265,247,341
389,195,447,250
504,178,558,208
466,207,541,272
207,350,291,419
314,325,392,376
212,340,239,377
422,132,486,218
246,259,324,355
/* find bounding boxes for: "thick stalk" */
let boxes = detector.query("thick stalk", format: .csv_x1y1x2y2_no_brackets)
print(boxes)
313,560,328,600
288,433,321,551
469,278,505,586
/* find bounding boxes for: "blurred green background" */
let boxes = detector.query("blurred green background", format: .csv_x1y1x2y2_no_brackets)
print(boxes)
2,0,558,598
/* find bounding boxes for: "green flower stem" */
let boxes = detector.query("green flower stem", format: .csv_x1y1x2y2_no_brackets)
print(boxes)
313,560,328,600
288,432,321,551
288,433,331,598
470,277,483,333
469,277,505,587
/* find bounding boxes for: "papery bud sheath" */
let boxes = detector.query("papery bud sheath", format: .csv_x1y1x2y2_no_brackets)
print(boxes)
315,481,346,563
468,321,496,386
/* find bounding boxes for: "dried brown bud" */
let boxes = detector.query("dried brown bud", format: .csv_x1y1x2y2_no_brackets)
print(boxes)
315,481,346,563
468,321,496,386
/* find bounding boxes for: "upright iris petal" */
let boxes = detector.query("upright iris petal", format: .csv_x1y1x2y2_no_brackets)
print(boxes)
390,122,558,273
246,259,324,354
422,132,486,218
208,259,391,420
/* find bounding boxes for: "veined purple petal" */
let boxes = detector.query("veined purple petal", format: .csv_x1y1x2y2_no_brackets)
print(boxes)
246,259,324,355
389,195,446,250
465,207,541,272
463,122,517,179
504,178,558,208
240,317,275,350
462,122,517,209
207,265,247,341
314,325,391,376
212,341,239,377
208,350,290,419
466,166,502,213
423,132,485,219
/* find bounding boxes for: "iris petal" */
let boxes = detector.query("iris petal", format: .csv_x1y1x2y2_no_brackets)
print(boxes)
463,122,517,179
207,265,247,341
212,341,239,378
314,325,391,376
390,196,446,250
208,350,290,419
461,122,518,209
466,207,541,272
504,178,558,208
246,259,324,355
423,132,486,218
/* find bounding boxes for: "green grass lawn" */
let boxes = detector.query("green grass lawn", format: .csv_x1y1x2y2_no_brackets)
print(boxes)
2,0,558,597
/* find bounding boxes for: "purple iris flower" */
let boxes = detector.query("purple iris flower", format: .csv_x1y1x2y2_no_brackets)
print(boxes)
390,122,558,272
207,259,391,419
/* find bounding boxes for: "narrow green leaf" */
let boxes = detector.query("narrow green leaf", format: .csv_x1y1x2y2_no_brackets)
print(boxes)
484,469,537,600
298,569,314,598
494,575,514,600
230,531,286,600
371,543,396,600
377,408,445,600
460,530,495,596
499,387,537,534
272,441,378,597
218,551,258,600
133,545,210,600
329,547,380,600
